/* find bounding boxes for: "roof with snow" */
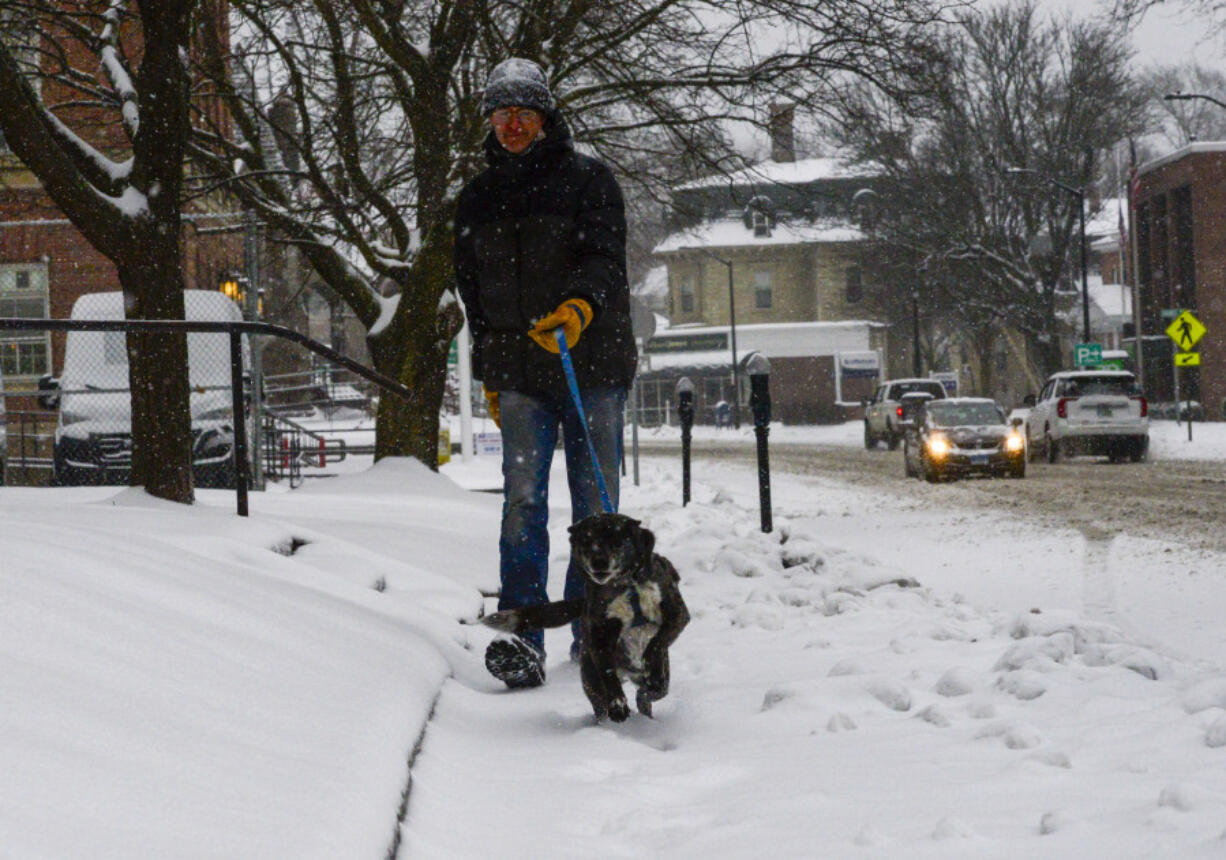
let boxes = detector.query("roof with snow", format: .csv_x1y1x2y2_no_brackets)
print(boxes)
653,218,864,255
634,264,668,299
675,156,878,191
642,319,885,368
1088,278,1133,319
1086,198,1126,239
1138,140,1226,177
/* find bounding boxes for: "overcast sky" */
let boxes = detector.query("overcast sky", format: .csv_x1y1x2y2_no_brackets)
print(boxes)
1055,0,1226,70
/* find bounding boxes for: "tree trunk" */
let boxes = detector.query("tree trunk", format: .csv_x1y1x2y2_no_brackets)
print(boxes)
368,227,464,468
118,232,195,504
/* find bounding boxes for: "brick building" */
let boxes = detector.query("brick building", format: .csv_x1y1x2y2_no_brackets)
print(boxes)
1131,142,1226,414
0,5,245,393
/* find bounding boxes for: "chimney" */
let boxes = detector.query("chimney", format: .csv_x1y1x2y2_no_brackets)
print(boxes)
769,102,795,163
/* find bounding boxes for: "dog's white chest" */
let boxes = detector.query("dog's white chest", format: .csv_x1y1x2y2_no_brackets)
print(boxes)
609,582,663,671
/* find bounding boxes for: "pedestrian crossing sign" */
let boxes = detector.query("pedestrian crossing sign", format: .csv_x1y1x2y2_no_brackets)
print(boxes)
1165,310,1206,351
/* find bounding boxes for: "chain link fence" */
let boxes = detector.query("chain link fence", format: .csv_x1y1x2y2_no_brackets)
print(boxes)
1,313,411,515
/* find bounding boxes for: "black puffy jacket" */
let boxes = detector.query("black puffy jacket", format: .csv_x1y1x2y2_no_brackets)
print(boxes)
454,113,637,396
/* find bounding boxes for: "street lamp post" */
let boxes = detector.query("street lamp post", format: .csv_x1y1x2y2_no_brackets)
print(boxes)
1007,167,1091,344
911,289,921,376
681,247,740,429
1164,91,1226,111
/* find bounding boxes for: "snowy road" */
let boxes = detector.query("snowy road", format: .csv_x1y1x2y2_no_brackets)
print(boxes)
400,448,1226,858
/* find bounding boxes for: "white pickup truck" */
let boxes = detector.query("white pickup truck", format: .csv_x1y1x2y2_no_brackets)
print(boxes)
863,377,949,449
1023,370,1148,463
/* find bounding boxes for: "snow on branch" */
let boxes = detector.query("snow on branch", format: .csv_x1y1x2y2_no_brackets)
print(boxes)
99,0,139,140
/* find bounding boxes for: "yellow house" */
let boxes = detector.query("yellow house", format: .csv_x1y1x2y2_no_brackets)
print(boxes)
649,156,891,424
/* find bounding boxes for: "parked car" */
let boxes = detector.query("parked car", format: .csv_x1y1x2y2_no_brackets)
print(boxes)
1023,370,1148,463
903,397,1026,482
863,377,948,450
898,391,935,427
43,291,250,488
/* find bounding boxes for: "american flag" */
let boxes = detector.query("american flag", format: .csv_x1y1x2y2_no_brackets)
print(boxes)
1127,140,1141,211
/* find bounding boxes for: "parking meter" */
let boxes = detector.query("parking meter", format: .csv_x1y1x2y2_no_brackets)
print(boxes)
746,353,772,532
676,376,694,506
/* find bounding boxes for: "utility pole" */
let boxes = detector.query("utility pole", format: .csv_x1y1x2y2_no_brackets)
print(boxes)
243,208,265,490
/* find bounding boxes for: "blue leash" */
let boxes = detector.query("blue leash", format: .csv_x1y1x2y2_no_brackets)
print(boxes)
555,328,616,514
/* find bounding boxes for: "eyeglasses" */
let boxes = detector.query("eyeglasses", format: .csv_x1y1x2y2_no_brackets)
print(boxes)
490,107,542,125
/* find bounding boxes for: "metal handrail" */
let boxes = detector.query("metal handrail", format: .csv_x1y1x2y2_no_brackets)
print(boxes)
0,317,412,515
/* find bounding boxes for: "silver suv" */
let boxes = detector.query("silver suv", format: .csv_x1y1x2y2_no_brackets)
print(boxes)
863,378,948,449
1024,370,1148,463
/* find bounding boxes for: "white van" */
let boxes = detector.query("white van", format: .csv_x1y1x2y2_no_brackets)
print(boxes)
48,290,249,487
0,363,7,484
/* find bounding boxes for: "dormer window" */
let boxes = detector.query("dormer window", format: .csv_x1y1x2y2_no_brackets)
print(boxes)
743,195,776,238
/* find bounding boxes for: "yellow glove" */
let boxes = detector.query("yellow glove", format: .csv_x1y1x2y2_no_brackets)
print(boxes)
527,298,593,354
483,386,501,428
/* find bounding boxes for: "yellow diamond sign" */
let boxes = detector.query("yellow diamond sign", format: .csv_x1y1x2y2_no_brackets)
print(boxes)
1166,310,1207,351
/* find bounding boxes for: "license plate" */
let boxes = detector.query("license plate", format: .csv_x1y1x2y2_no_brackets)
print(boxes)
971,453,989,464
1096,405,1113,417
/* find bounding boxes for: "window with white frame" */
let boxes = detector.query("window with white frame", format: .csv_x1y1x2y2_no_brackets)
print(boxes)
0,264,51,378
753,269,772,309
677,274,696,314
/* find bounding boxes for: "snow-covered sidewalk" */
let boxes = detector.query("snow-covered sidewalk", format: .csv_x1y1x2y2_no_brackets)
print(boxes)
406,455,1226,858
5,427,1226,857
2,461,494,858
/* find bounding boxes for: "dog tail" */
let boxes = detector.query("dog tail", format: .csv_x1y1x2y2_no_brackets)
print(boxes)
481,599,584,633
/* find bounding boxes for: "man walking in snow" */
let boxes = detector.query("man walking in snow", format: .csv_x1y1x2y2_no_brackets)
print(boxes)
454,58,637,689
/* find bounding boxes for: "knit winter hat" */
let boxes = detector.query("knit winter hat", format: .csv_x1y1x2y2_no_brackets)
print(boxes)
480,58,554,116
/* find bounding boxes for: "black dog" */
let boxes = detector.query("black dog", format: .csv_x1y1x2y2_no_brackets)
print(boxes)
481,513,689,722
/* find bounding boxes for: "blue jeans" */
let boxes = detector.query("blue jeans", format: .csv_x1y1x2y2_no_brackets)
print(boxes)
497,386,626,653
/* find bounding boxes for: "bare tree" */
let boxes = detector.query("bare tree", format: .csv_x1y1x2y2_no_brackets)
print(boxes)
188,0,948,467
1143,62,1226,148
834,0,1149,377
0,0,216,503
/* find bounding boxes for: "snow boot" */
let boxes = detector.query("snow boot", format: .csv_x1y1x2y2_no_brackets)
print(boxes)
485,636,545,689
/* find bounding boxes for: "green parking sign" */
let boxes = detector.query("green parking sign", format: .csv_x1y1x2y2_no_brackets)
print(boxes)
1074,343,1102,367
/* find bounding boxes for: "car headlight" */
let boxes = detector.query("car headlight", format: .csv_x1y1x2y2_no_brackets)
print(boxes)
927,435,950,457
1005,432,1024,453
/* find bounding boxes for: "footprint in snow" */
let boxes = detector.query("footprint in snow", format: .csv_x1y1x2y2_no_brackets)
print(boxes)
968,700,997,719
1039,811,1072,835
1029,749,1072,769
935,667,977,697
932,817,977,840
975,720,1044,750
827,658,865,677
1158,783,1197,812
1206,714,1226,748
996,669,1047,700
1180,676,1226,714
915,704,951,728
1003,724,1044,750
760,686,800,712
866,680,911,712
827,712,857,732
853,824,892,846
